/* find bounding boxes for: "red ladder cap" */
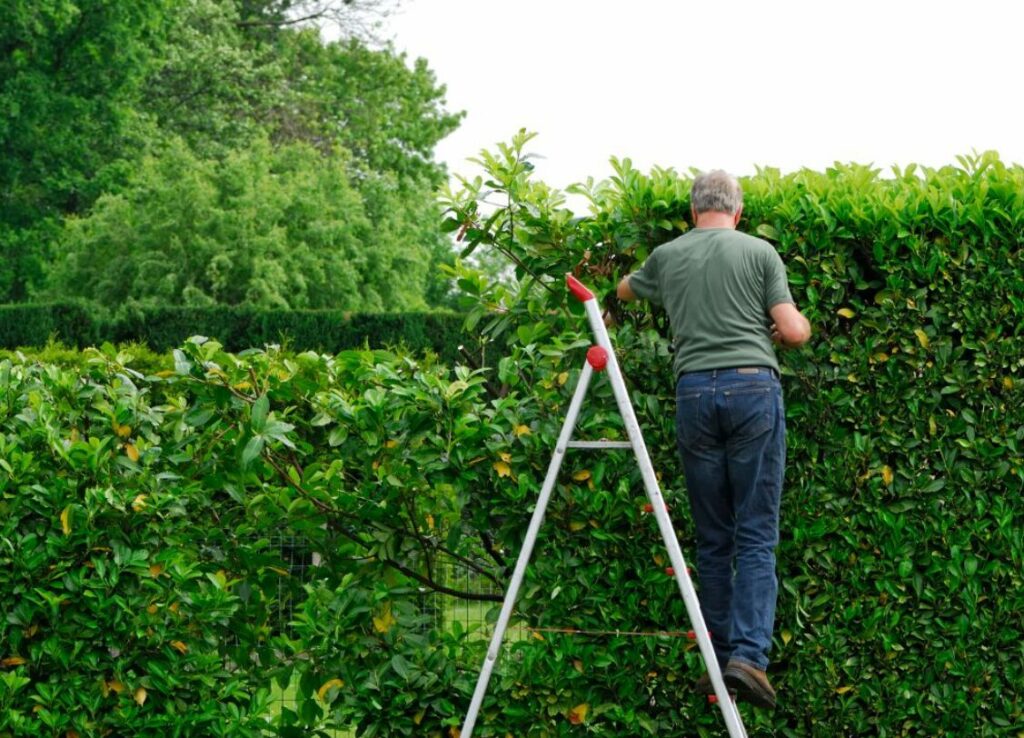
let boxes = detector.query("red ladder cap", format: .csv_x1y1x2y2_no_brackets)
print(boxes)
566,274,595,302
587,345,608,371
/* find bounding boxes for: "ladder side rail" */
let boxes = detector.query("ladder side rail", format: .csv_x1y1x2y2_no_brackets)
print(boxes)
460,360,595,737
580,295,749,738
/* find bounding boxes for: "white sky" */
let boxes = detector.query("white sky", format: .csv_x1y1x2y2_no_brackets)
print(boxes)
382,0,1024,195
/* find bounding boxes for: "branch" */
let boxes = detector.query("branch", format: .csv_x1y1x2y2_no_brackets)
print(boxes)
236,11,328,28
381,557,502,602
318,519,501,602
479,531,508,571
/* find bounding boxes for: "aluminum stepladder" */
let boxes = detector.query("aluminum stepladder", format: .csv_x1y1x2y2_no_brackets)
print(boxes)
459,274,749,738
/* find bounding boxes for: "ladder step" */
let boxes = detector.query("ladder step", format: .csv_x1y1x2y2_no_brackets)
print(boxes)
567,440,632,449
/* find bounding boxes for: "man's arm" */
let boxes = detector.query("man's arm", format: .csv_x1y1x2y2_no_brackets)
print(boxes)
769,302,812,348
616,275,638,302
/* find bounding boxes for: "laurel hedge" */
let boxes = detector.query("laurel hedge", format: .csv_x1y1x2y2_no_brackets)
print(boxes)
438,141,1024,736
2,145,1023,737
0,304,469,363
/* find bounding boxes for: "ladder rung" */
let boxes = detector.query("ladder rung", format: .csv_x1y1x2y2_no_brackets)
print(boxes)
567,440,632,449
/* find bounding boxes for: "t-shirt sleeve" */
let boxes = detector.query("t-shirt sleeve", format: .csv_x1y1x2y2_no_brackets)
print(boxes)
627,251,662,305
763,248,795,311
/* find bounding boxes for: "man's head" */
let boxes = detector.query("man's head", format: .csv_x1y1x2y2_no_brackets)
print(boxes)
690,170,743,228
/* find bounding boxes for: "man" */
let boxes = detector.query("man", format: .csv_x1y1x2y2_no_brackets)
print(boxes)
617,170,810,708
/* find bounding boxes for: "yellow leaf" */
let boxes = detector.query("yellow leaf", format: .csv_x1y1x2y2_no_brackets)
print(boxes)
372,603,396,634
573,659,584,673
426,514,435,531
233,381,252,390
60,506,72,536
155,370,175,378
1004,377,1015,391
872,352,889,363
881,465,894,486
499,451,511,462
493,461,511,478
567,703,589,724
267,566,290,576
108,679,125,694
113,422,132,438
557,371,569,386
929,416,937,436
569,520,586,532
413,708,426,725
837,308,855,318
385,439,398,449
1,656,26,667
572,469,591,481
132,494,148,512
531,630,545,641
316,678,345,703
149,564,163,577
170,640,188,655
514,424,531,437
146,604,159,615
134,687,147,706
914,329,930,349
781,630,792,646
836,685,854,694
125,444,140,462
448,728,461,738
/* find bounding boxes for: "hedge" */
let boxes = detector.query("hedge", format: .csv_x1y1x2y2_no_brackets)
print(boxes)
0,304,471,363
2,146,1023,737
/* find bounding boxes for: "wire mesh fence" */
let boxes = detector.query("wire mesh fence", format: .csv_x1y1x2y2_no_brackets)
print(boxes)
262,536,517,734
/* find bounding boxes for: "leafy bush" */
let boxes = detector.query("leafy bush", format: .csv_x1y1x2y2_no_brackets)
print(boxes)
0,304,472,364
0,340,492,736
3,141,1023,737
437,137,1024,735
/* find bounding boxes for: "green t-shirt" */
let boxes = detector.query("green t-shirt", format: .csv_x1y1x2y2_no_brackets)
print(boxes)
627,227,795,378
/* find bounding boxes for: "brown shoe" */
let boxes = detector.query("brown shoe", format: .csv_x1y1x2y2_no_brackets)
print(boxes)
722,660,776,708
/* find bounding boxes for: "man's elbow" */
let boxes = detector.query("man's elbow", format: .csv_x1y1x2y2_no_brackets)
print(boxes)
617,276,636,302
783,319,812,348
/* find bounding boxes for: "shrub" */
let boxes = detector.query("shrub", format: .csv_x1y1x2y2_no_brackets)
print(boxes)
438,138,1024,735
0,304,472,364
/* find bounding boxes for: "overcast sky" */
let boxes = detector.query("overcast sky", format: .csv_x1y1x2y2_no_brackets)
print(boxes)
381,0,1024,197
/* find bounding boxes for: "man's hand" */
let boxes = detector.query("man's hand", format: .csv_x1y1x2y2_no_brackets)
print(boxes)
616,275,637,302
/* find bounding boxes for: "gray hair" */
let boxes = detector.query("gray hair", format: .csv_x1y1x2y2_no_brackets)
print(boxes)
690,170,743,215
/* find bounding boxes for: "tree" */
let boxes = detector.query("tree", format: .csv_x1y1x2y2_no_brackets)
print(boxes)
48,138,434,312
0,0,175,301
3,0,462,310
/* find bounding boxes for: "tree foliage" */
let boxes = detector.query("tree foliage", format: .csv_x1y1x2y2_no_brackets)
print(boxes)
0,0,175,300
48,138,439,312
1,0,461,309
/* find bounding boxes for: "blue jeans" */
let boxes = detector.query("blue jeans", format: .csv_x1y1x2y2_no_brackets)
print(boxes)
675,367,785,671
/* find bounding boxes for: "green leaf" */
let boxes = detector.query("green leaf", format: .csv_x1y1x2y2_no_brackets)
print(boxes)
242,436,265,468
252,395,269,431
